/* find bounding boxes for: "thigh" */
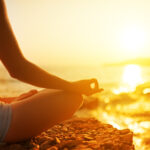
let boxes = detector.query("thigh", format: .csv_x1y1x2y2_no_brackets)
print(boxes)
4,89,83,142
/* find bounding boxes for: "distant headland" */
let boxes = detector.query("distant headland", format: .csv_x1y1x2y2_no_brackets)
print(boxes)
106,58,150,66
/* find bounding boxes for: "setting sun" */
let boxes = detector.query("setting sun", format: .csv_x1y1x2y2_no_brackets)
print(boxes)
123,64,143,90
113,64,144,94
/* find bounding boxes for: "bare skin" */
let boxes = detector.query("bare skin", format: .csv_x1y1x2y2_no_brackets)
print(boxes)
0,0,103,142
0,90,38,103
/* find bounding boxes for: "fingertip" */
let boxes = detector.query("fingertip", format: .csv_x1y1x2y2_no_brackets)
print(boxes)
30,89,38,93
90,78,97,82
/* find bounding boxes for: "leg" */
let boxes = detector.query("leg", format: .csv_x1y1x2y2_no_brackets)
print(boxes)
4,89,83,143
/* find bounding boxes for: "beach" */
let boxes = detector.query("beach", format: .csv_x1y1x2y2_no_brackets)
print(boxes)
0,118,134,150
0,64,150,149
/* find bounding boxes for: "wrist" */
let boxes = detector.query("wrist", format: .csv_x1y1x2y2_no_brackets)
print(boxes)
63,81,77,93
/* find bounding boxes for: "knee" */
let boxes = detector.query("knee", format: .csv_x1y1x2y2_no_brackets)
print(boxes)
71,93,83,108
64,92,83,115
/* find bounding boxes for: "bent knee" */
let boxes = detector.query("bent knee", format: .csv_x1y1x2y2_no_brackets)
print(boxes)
71,93,83,107
64,92,83,113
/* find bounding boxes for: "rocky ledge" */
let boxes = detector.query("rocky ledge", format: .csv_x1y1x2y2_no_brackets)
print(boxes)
0,118,134,150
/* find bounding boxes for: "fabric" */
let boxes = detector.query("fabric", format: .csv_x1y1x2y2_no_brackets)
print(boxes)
0,102,12,142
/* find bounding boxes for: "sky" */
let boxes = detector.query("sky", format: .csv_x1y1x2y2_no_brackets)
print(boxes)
5,0,150,66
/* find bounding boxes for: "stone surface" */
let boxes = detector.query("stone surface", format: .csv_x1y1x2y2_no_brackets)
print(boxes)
0,118,134,150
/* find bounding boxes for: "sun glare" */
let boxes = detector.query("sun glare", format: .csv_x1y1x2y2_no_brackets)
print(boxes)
120,26,146,53
113,64,144,94
123,64,143,90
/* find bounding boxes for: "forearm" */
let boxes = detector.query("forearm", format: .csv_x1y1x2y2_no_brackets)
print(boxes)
0,0,101,96
0,0,72,91
13,60,73,91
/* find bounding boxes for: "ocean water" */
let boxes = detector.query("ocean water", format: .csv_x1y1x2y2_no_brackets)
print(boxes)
1,64,150,149
0,64,125,96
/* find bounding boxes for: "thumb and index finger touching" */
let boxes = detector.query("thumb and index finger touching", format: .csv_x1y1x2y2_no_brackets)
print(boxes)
88,78,104,94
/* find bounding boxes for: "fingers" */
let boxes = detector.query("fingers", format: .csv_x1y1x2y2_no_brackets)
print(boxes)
89,78,99,90
93,88,104,94
86,78,104,96
72,78,103,96
90,78,98,89
28,89,38,95
16,89,38,101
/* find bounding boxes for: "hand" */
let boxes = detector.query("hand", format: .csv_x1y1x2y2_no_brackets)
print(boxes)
0,90,38,103
71,78,103,96
15,89,38,101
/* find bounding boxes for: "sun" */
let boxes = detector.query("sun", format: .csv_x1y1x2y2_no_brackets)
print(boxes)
113,64,144,94
123,64,143,90
120,26,146,53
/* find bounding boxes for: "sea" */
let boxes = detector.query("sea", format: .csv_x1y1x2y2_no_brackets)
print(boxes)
1,63,150,150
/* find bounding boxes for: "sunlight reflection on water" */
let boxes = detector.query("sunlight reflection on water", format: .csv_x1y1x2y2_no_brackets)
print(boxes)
77,65,150,150
113,64,144,94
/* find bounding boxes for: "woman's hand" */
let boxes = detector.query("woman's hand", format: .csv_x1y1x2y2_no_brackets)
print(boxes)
15,89,38,101
0,90,38,104
71,78,103,96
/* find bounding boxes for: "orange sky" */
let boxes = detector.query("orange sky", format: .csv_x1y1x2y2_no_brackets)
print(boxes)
5,0,150,66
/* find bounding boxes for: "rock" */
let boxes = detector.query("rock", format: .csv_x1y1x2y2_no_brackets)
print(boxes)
62,126,68,132
120,133,133,144
0,118,135,150
40,140,52,150
47,146,58,150
55,137,61,144
119,129,130,134
83,134,94,140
